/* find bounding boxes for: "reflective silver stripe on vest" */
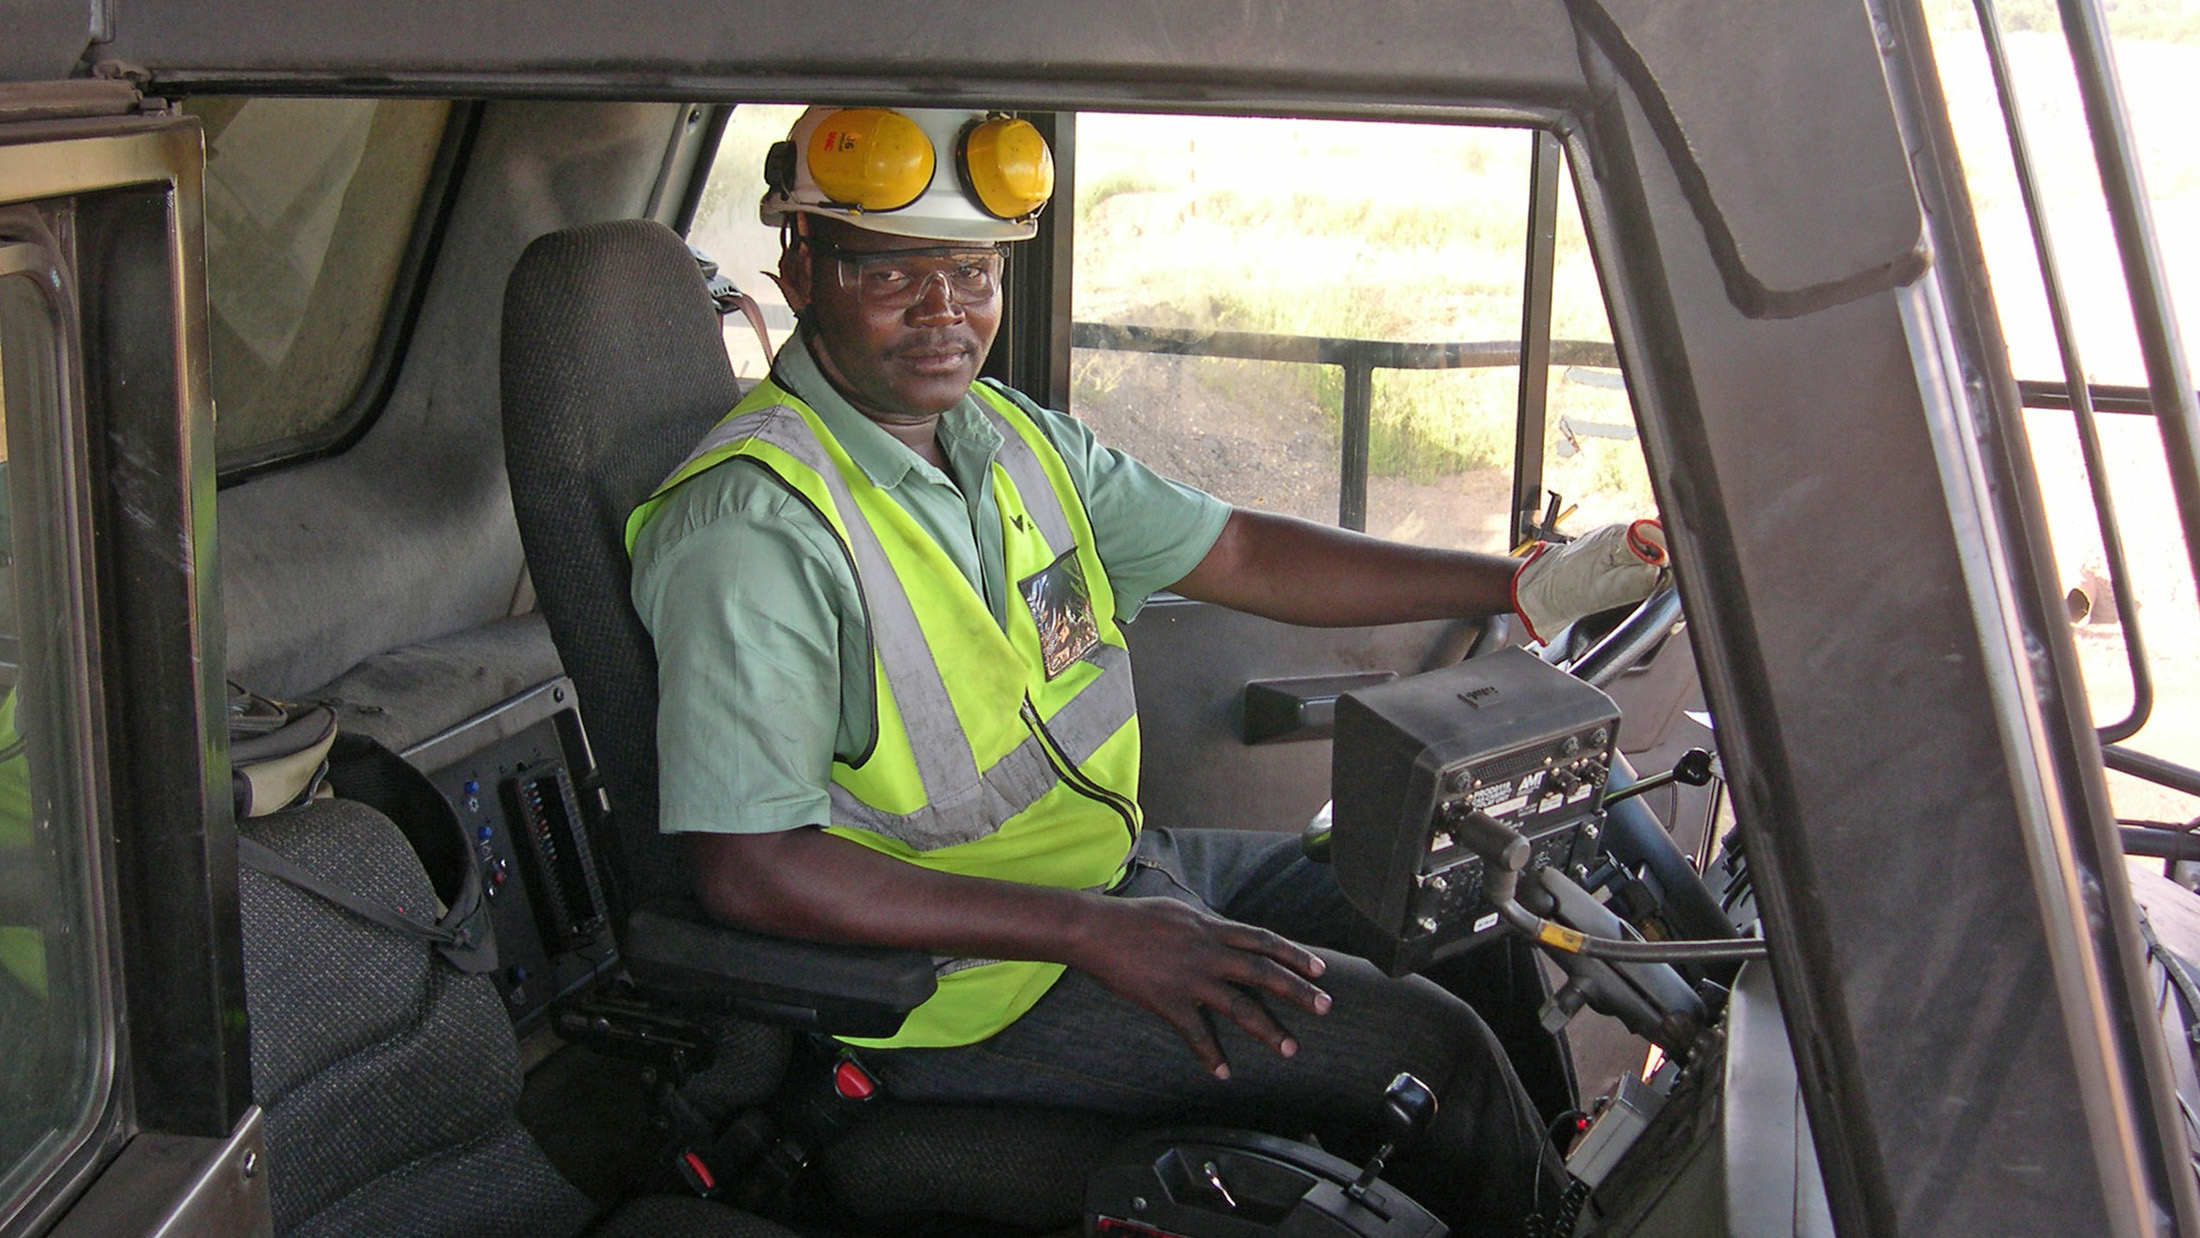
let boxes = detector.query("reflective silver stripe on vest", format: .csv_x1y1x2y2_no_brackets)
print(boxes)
827,642,1135,847
678,408,983,826
672,406,1138,851
935,956,999,978
977,402,1075,558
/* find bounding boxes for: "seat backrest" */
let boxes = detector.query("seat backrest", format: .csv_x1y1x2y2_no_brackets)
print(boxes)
500,220,743,909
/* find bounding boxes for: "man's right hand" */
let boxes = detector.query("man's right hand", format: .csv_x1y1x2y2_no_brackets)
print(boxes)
1065,895,1332,1079
1510,518,1667,643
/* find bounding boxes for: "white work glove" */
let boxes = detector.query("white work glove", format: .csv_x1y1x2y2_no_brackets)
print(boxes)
1510,518,1668,644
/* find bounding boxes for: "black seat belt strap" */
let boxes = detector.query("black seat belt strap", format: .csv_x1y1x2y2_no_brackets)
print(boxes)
238,833,496,974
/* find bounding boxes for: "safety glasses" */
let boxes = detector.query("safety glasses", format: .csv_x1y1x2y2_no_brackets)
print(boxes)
807,238,1005,309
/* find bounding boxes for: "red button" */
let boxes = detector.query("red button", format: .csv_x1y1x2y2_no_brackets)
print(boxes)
681,1151,716,1192
833,1059,878,1100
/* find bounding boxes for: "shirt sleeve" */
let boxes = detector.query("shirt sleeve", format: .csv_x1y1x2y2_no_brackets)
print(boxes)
630,465,866,835
992,385,1232,619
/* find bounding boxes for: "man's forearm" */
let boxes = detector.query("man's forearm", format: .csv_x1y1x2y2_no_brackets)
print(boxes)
1169,508,1517,627
692,824,1114,965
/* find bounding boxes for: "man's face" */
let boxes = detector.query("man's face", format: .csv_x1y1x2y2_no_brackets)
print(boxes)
783,219,1003,423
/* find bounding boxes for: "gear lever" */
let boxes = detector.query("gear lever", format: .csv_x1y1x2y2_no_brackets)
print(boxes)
1347,1073,1438,1204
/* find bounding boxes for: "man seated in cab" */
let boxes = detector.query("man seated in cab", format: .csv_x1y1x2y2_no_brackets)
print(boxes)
627,106,1668,1236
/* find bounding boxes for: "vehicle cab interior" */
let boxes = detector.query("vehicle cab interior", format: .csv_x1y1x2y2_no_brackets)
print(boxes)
3,1,2200,1236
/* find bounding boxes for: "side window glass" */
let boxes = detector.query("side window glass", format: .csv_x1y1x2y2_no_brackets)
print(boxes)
688,103,807,379
1068,115,1638,553
0,250,112,1216
1538,157,1646,534
184,98,450,467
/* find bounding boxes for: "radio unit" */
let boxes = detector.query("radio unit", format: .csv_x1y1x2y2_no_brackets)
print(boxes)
1331,648,1620,975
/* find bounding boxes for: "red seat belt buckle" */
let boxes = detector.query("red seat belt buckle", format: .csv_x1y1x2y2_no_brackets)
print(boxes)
832,1056,879,1101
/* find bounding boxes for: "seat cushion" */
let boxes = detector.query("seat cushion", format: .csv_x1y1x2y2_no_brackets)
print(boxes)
283,613,565,756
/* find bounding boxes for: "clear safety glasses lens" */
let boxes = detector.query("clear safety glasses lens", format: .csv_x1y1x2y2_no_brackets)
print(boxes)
823,245,1004,308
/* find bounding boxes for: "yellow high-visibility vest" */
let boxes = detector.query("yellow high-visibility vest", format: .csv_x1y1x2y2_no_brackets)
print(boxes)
630,379,1142,1047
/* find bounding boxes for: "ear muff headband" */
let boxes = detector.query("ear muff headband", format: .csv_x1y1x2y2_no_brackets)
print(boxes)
957,116,1055,220
764,139,798,194
805,108,936,213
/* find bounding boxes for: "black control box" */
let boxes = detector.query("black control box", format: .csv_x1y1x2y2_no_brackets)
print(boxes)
1332,648,1620,975
411,680,617,1032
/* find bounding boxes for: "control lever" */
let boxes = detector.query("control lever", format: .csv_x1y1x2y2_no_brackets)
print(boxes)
1529,867,1707,1050
1464,809,1768,965
1598,747,1714,807
1347,1073,1438,1205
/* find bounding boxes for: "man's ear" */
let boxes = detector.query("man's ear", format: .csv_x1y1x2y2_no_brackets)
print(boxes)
767,267,803,312
777,224,814,315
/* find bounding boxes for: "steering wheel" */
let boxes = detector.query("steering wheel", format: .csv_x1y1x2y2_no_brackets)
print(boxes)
1562,579,1685,689
1459,577,1684,684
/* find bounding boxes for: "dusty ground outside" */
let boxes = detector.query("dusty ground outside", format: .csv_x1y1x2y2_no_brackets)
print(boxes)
1070,351,1521,552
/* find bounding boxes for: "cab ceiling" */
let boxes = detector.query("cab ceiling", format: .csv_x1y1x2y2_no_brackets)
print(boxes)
88,0,1591,109
40,0,1927,320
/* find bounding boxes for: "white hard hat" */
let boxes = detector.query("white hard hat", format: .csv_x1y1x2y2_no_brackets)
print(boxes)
760,106,1055,243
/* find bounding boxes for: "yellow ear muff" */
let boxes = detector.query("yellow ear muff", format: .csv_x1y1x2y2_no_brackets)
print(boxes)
805,108,937,213
958,116,1055,220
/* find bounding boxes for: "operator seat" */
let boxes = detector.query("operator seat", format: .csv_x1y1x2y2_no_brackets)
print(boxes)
499,218,1126,1231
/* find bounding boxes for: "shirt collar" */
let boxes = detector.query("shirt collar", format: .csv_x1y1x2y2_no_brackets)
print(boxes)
773,333,1002,491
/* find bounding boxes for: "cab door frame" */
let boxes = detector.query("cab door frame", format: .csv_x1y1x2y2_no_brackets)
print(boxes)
0,92,264,1238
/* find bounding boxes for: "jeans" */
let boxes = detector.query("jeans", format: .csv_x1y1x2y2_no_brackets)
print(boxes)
863,828,1567,1237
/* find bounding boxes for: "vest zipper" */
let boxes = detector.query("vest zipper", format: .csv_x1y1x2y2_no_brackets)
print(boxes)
1020,696,1139,841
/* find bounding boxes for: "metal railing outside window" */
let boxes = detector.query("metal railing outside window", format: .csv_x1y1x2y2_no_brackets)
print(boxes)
1070,320,1619,532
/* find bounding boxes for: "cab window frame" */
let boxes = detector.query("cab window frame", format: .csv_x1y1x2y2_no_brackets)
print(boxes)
0,116,248,1238
207,98,483,487
0,211,128,1238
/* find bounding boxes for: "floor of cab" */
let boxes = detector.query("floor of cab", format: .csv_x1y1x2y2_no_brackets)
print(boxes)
518,1036,669,1206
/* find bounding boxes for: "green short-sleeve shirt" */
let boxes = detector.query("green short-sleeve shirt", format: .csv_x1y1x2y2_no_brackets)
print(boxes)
630,337,1231,836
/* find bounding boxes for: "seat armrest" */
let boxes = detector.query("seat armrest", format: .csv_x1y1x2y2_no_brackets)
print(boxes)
622,903,938,1039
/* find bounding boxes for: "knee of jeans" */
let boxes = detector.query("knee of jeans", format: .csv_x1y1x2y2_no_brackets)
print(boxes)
1400,979,1510,1083
1318,967,1508,1094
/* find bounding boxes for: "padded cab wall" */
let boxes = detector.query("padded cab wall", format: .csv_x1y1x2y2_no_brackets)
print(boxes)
218,101,694,747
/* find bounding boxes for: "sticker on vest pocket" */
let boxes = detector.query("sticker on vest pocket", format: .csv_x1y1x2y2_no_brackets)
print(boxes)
1019,547,1100,680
